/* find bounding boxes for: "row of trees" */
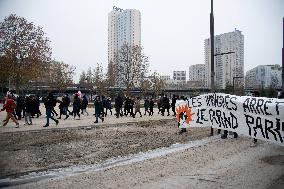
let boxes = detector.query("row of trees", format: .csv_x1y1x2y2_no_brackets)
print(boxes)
78,60,166,97
0,14,75,94
78,43,166,97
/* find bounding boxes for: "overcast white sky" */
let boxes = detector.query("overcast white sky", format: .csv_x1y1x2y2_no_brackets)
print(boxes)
0,0,283,82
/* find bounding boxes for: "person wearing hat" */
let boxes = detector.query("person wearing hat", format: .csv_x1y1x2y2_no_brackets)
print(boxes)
0,94,19,128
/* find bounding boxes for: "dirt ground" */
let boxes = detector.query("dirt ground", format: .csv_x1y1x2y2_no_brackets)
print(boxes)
0,106,283,189
3,130,284,189
0,119,210,178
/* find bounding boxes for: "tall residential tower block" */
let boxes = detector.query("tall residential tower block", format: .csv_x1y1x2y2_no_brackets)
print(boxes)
205,29,244,89
108,7,141,64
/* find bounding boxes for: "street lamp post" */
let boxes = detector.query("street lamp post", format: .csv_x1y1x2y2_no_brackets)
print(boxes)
210,0,215,92
209,0,215,136
209,0,236,135
281,17,284,98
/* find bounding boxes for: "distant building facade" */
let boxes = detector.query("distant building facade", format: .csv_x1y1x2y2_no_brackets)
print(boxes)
245,64,282,90
205,29,244,89
160,75,171,81
173,71,186,83
188,64,206,88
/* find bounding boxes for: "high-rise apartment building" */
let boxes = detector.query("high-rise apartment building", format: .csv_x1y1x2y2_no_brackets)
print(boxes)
108,6,141,64
205,29,244,89
245,64,282,90
173,71,186,83
188,64,205,87
108,6,141,87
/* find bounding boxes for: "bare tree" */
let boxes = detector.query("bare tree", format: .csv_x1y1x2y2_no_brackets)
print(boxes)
107,60,116,87
86,67,95,84
0,14,52,93
79,71,87,85
150,71,165,98
94,63,107,95
114,43,149,94
49,61,75,92
140,79,152,96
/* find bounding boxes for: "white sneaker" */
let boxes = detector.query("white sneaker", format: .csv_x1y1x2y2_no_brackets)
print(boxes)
15,124,19,128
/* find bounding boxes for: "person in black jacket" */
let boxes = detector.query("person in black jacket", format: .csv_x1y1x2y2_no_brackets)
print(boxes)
149,98,155,116
51,95,58,117
105,97,112,116
60,94,69,120
43,92,59,127
124,96,130,116
115,94,123,118
16,96,25,120
30,95,37,118
171,95,177,116
128,98,134,117
72,93,81,119
64,93,72,116
94,95,104,123
157,96,162,114
24,95,33,125
81,95,89,116
144,97,150,116
57,98,64,119
161,95,170,116
34,95,42,118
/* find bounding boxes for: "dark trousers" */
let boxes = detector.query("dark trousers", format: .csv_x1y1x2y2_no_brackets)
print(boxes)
105,108,112,116
149,107,154,116
144,108,149,115
46,108,57,126
95,112,103,122
172,106,176,115
222,130,238,138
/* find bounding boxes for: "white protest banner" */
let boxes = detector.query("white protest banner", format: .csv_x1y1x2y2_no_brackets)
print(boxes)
175,93,284,145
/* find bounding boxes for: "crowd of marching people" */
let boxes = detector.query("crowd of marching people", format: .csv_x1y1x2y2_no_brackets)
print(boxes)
0,93,42,127
2,90,278,147
0,91,182,128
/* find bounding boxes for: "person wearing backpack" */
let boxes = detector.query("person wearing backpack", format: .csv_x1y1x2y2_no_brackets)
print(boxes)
0,94,19,128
